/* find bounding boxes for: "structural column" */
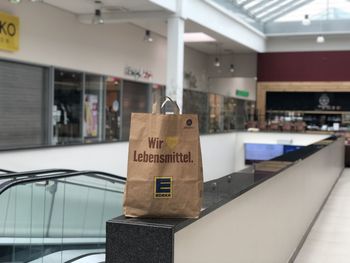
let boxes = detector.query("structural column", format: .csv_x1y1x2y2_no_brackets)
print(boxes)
166,15,185,112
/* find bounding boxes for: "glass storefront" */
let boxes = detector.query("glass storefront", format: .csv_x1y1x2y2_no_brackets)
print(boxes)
183,90,256,133
0,59,257,150
208,94,224,133
121,80,150,140
53,69,83,145
84,74,103,142
105,77,121,141
183,90,209,134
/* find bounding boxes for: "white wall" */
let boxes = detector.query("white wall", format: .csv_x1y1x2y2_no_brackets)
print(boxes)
207,53,257,78
0,2,168,84
0,132,328,182
208,77,257,101
184,47,209,92
266,35,350,52
206,53,257,99
174,138,344,263
0,134,236,182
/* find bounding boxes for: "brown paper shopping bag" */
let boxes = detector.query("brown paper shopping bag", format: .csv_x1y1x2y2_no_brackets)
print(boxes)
123,97,203,218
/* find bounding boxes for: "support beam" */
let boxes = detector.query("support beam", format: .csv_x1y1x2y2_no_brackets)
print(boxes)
256,0,295,19
216,0,258,26
78,11,171,24
166,16,185,112
246,0,276,13
239,0,258,7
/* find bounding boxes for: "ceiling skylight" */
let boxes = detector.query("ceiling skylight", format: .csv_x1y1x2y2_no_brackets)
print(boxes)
276,0,350,22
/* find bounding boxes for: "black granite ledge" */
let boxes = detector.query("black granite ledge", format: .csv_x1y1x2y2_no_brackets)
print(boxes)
108,136,337,233
106,220,174,263
106,135,339,263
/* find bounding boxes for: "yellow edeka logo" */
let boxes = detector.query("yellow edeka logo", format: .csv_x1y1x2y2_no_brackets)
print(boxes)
154,177,172,198
165,136,178,149
0,11,19,52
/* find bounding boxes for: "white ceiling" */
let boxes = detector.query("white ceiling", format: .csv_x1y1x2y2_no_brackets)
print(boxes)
44,0,163,14
43,0,255,54
185,21,255,54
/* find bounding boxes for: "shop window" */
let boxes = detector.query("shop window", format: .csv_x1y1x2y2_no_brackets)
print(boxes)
0,60,48,149
224,97,237,131
84,74,103,142
121,80,151,140
53,69,83,145
245,100,256,122
105,77,121,141
183,90,209,134
208,94,224,133
234,99,246,130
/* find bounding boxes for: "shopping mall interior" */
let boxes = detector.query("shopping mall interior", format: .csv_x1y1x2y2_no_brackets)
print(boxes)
0,0,350,262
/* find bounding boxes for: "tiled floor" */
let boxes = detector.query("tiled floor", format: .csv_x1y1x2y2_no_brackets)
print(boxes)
294,169,350,263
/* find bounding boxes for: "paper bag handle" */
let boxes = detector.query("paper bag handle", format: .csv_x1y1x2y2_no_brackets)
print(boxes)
152,96,180,115
161,96,180,115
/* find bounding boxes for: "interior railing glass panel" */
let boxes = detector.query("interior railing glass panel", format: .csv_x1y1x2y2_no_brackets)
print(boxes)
0,172,125,263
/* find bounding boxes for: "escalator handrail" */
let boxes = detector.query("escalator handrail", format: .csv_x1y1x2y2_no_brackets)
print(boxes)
0,170,126,195
0,168,76,180
0,169,14,173
64,252,105,263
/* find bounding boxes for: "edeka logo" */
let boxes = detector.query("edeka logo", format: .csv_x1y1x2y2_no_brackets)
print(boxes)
165,136,178,149
154,177,172,198
0,12,19,52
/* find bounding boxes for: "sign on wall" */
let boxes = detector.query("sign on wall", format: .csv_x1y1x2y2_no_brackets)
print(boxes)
0,11,19,52
236,89,249,97
125,66,152,80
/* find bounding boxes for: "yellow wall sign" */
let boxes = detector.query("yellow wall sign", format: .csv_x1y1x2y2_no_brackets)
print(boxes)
0,11,19,52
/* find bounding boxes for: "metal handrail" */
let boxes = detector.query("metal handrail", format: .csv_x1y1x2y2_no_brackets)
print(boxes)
0,168,15,173
0,168,76,180
0,170,126,195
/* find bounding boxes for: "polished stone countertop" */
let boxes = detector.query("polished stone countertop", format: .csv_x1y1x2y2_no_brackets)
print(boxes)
108,135,337,233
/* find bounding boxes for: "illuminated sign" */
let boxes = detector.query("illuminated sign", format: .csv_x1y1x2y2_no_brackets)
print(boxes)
236,89,249,97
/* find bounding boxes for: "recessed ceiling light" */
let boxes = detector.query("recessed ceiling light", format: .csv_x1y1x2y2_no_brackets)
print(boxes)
184,32,216,43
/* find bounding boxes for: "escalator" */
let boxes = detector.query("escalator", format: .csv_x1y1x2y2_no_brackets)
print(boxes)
0,169,126,263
